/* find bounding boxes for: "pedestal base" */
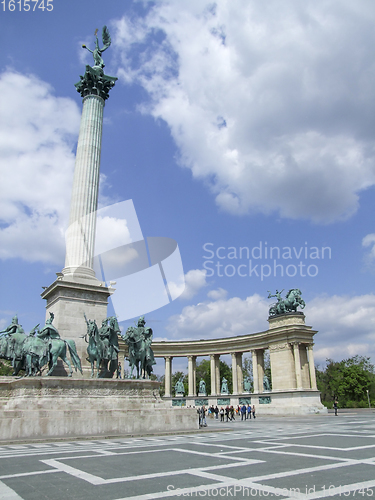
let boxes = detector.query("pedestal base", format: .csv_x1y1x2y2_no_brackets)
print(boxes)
0,377,198,442
41,279,113,377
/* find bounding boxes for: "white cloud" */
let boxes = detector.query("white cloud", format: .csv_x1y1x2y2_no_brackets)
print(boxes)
0,70,81,264
207,288,228,300
362,233,375,267
307,294,375,363
113,0,375,223
166,293,269,340
169,268,208,300
95,216,132,256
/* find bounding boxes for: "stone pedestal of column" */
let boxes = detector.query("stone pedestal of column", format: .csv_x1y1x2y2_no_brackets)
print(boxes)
41,278,113,377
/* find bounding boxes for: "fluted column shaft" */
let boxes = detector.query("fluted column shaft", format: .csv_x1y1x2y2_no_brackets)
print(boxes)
231,353,238,394
63,94,105,279
293,343,303,389
188,355,196,396
307,344,317,389
164,356,173,397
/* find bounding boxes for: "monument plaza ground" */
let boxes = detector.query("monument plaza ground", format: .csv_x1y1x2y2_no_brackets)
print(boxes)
1,410,375,499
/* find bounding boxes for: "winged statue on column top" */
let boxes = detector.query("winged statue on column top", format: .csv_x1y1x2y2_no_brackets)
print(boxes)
82,26,112,69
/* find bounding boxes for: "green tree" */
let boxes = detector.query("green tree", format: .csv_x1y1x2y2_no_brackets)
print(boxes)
316,356,375,408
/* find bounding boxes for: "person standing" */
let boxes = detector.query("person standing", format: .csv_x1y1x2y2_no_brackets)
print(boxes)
225,405,230,422
247,404,251,420
214,406,219,419
116,362,122,379
230,406,235,421
220,407,225,422
252,405,256,419
202,406,207,426
241,404,247,421
333,400,338,416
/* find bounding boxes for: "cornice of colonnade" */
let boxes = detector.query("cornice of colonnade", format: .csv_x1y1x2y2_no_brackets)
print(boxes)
150,315,318,358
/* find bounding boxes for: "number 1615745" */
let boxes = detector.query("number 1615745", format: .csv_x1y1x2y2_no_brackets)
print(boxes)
1,0,53,11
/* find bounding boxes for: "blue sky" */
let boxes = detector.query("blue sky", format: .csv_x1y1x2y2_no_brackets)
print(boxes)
1,0,375,375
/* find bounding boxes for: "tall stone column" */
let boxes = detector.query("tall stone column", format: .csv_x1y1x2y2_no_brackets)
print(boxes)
307,344,317,390
42,65,118,376
63,95,104,279
188,355,196,397
165,356,173,397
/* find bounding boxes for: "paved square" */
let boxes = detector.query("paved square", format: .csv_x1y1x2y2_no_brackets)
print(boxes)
1,412,375,499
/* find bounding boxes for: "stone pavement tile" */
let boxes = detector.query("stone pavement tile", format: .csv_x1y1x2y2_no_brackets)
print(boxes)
0,456,54,477
271,445,375,460
209,438,280,449
57,448,233,480
3,471,216,500
267,434,375,448
208,451,335,480
172,442,234,453
260,464,375,493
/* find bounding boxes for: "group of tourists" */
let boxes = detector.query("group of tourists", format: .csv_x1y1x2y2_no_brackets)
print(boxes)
197,404,256,425
218,404,256,421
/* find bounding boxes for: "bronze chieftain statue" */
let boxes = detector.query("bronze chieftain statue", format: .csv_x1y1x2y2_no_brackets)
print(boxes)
0,313,82,377
84,314,120,378
122,316,156,379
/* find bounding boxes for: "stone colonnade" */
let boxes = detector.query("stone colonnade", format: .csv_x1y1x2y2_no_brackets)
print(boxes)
151,313,318,397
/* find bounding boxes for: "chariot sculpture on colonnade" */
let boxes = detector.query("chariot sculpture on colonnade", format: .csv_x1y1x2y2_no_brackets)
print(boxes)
267,288,305,316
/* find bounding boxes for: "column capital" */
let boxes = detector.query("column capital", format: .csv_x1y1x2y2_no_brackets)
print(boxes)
75,65,118,101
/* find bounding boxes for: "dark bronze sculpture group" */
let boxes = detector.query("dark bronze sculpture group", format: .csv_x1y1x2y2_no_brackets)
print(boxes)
0,313,82,377
267,288,305,316
0,312,155,379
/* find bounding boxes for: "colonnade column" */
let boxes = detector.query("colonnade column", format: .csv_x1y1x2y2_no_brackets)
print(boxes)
164,356,173,397
292,343,303,390
231,353,238,394
252,350,259,393
210,355,216,395
215,356,220,395
307,344,317,389
231,352,243,394
188,355,197,396
236,352,243,394
210,354,220,395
